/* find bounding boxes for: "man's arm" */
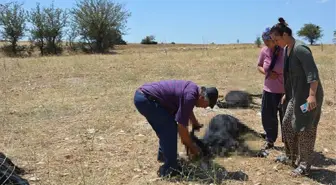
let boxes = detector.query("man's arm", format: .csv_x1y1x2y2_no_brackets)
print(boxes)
189,111,202,130
178,123,200,157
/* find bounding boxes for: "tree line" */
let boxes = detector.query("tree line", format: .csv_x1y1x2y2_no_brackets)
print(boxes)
0,0,131,57
1,1,335,57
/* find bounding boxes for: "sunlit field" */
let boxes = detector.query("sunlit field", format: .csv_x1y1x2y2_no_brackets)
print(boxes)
1,43,335,185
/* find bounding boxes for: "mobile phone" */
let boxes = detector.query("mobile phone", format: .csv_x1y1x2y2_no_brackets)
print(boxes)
300,102,309,113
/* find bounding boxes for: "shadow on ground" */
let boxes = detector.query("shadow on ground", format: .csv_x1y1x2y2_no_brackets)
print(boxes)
308,168,336,185
166,158,249,184
312,152,336,167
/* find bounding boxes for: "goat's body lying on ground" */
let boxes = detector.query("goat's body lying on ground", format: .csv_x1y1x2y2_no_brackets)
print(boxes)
0,152,29,185
216,90,261,109
189,114,264,159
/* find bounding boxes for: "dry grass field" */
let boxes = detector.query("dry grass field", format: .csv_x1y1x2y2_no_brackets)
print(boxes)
0,43,335,185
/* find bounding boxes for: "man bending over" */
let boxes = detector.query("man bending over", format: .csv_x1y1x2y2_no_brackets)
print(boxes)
133,80,219,177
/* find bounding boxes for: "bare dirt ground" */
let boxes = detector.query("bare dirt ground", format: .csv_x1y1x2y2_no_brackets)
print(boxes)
0,43,335,185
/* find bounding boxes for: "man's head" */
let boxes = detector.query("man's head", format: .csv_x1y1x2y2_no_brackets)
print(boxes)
196,86,219,108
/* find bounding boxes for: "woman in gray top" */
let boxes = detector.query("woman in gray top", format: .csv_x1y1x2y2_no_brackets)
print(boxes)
269,18,324,177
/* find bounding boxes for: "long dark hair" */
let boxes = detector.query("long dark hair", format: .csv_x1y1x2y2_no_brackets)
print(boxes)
270,17,292,36
265,45,280,79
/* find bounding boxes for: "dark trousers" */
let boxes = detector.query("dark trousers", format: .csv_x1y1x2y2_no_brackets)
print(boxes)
133,90,179,175
261,90,284,143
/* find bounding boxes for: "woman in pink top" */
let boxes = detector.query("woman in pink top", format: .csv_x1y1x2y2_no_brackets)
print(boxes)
257,27,285,149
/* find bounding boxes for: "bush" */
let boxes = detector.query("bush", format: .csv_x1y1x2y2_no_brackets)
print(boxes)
0,1,26,56
1,44,32,57
141,35,157,45
72,0,131,53
255,36,261,48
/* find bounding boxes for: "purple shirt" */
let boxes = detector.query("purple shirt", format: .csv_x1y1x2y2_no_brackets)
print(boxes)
257,46,285,94
139,80,199,126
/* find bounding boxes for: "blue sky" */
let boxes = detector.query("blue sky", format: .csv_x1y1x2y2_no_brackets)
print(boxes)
3,0,336,44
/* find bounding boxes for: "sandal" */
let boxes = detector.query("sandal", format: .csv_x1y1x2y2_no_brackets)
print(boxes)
290,165,309,177
256,149,269,158
275,154,296,167
275,154,289,164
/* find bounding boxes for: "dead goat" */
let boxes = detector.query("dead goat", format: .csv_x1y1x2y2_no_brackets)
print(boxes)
217,90,261,109
0,152,29,185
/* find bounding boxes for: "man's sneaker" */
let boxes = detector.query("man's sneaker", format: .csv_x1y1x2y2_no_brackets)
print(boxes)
157,165,183,178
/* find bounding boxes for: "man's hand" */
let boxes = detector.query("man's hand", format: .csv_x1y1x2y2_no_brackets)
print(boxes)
178,124,200,159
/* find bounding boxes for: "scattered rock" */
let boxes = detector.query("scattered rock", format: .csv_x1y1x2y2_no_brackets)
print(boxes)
29,177,40,181
323,148,329,153
87,128,95,134
148,178,161,182
254,183,261,185
9,110,17,114
132,175,140,179
60,173,70,177
133,168,141,172
36,161,45,165
273,165,280,171
65,154,73,159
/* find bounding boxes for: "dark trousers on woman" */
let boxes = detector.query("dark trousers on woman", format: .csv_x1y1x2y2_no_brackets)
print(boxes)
261,90,284,144
133,90,181,177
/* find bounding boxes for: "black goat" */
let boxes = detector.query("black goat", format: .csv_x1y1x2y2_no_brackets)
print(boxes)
217,90,261,108
189,114,265,159
0,152,29,185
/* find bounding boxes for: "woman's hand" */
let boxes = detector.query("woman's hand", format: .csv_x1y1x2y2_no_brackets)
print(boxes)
269,71,279,79
306,95,317,111
257,66,265,75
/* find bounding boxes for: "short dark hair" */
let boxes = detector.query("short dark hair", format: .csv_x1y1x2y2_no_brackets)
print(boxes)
200,86,219,108
270,17,292,36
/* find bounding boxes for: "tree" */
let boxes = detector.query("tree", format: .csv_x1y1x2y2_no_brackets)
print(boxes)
297,23,323,45
28,2,68,55
333,30,336,44
66,22,80,51
141,35,158,44
113,29,127,45
0,2,13,13
43,2,68,54
255,36,261,48
71,0,131,53
28,3,47,55
0,1,26,55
